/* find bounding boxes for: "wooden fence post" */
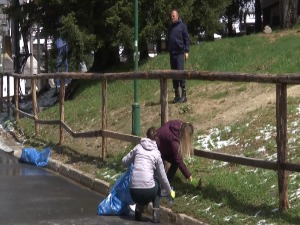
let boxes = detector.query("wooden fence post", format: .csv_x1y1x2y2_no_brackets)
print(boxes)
276,83,289,211
31,78,38,135
14,77,19,122
7,74,10,118
160,78,168,126
59,78,66,145
102,79,107,161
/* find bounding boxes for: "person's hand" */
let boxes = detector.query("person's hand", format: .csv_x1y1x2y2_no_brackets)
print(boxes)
170,190,176,199
185,53,189,61
188,175,193,182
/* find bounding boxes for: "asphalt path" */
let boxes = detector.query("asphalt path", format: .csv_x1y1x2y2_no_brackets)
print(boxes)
0,151,172,225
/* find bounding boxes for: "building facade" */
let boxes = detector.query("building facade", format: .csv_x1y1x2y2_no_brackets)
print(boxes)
261,0,300,27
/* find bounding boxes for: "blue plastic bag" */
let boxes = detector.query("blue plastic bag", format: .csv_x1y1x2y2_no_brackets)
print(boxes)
19,147,51,167
97,164,134,215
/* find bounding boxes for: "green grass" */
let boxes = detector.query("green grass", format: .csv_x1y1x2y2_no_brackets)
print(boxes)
16,28,300,224
183,97,300,224
141,30,300,74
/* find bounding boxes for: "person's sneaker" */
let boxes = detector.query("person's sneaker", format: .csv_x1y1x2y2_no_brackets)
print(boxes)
152,208,160,223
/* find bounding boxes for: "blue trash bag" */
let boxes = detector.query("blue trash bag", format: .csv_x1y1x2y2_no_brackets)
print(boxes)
19,147,51,167
97,164,134,215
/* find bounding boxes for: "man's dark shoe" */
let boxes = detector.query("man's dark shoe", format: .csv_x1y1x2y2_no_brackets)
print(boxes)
173,97,181,103
179,97,187,103
173,88,181,104
179,88,187,103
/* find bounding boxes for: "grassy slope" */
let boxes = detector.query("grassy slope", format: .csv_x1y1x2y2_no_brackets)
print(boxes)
17,27,300,225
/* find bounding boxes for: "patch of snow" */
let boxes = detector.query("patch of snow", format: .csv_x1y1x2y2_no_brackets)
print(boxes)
266,153,277,161
223,216,231,221
255,211,262,217
0,139,14,152
191,195,198,200
214,202,223,207
204,206,211,213
291,121,298,127
290,188,300,201
271,208,279,213
257,146,266,152
197,127,239,151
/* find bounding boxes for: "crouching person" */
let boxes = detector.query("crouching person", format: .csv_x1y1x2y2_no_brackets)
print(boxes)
122,127,175,223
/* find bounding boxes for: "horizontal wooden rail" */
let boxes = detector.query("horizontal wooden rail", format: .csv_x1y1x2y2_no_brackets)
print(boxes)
14,108,35,120
194,149,300,172
14,106,140,142
7,70,300,84
102,130,141,144
60,121,101,138
36,119,61,125
194,149,277,170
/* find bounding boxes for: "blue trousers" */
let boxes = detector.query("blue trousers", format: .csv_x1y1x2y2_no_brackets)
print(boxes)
170,53,186,89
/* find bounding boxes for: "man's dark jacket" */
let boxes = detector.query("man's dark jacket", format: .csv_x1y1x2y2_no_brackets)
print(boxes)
167,19,190,55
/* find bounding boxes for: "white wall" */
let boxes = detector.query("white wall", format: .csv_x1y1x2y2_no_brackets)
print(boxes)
2,76,25,97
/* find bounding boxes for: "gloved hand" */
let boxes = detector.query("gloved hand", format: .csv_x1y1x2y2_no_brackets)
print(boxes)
170,190,176,199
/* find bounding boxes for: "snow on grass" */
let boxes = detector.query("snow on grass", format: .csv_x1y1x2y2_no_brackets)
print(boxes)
195,105,300,224
197,127,239,151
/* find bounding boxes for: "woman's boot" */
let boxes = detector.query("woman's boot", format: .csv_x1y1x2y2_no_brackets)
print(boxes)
135,204,145,221
152,207,160,223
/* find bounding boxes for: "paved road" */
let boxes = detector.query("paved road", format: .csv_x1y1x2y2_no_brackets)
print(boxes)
0,151,172,225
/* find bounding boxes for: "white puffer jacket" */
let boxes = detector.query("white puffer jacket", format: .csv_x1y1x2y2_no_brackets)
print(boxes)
122,138,171,194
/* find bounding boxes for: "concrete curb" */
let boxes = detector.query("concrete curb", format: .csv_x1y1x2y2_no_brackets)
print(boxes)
46,157,207,225
47,158,110,196
12,148,206,225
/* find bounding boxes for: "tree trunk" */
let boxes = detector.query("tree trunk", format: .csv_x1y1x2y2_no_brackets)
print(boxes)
139,37,149,61
280,0,299,28
90,44,120,72
227,16,233,37
255,0,263,32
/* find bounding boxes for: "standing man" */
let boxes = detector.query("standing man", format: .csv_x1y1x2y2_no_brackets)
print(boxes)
168,9,190,103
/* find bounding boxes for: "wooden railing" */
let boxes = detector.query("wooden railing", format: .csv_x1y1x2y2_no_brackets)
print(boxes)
2,70,300,211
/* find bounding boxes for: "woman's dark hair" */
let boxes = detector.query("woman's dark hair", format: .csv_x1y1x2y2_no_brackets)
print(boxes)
146,127,157,140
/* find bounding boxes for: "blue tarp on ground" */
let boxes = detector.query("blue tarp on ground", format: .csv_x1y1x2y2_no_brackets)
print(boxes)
19,147,51,167
97,164,134,215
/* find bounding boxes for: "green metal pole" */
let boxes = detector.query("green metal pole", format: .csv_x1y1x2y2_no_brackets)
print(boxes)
1,29,3,73
132,0,140,136
2,30,4,73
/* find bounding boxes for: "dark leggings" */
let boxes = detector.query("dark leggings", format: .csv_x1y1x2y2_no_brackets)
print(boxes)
130,179,161,208
167,163,178,182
